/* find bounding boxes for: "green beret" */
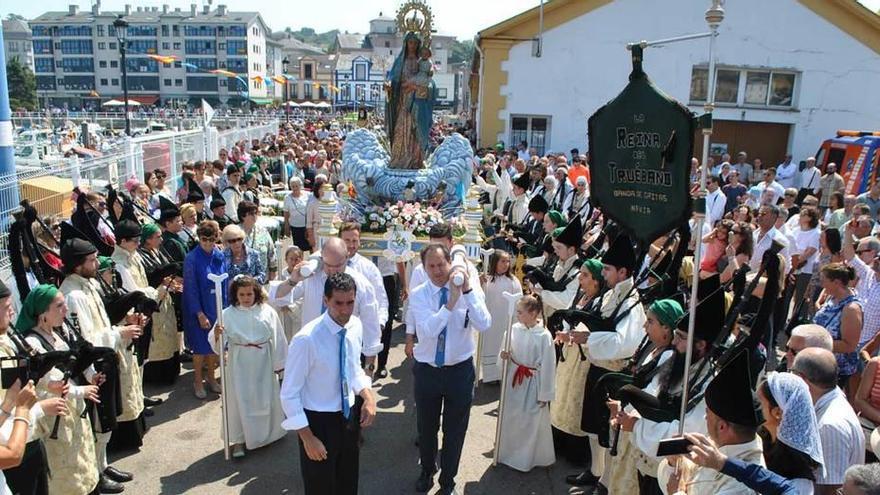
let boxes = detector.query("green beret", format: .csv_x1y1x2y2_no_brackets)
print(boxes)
243,173,255,183
15,284,59,331
581,258,603,280
140,223,161,243
226,165,240,176
648,299,685,329
246,165,259,175
98,256,114,272
252,156,263,165
547,210,567,229
552,226,565,238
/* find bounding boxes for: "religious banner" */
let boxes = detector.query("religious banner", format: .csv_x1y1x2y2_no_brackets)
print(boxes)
587,46,694,245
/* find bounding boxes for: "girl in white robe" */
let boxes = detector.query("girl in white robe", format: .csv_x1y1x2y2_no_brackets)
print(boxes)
210,275,288,458
496,295,556,472
480,250,522,383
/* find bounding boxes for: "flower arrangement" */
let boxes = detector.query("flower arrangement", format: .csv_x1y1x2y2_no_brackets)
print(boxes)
361,201,450,237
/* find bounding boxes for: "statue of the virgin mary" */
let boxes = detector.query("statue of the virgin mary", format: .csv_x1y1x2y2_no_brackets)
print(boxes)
385,31,435,170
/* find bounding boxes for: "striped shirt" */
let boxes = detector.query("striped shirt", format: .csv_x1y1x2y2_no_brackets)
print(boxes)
815,387,864,485
851,255,880,348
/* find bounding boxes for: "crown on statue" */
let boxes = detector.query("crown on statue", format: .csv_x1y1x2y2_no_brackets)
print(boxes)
396,0,433,46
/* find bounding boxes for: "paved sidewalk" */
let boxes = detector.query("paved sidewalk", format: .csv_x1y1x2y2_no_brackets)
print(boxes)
111,332,582,494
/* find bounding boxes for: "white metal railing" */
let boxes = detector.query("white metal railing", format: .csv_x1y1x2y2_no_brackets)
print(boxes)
0,119,280,273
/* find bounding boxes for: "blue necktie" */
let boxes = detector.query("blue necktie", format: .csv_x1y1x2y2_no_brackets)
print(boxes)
434,287,449,367
339,327,351,419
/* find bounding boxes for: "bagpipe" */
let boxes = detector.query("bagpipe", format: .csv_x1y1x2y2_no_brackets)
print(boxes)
95,259,158,367
9,201,64,300
606,239,784,452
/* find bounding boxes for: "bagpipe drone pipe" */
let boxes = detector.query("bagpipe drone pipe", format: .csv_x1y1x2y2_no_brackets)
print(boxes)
96,266,158,367
9,201,64,300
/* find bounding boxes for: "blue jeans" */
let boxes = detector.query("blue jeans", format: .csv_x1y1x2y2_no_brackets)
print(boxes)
413,359,475,489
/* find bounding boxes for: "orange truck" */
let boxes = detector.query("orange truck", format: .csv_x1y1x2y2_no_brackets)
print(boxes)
815,130,880,195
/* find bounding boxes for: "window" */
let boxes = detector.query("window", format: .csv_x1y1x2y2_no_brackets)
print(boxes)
162,42,170,50
163,62,171,68
355,63,366,80
32,26,51,37
110,60,118,68
164,78,172,86
304,83,312,99
355,84,364,101
100,78,108,85
185,40,216,55
61,75,95,90
175,79,183,87
34,40,53,55
744,71,770,105
126,58,159,73
291,84,297,99
186,58,217,72
126,75,160,91
128,40,158,54
35,58,54,73
218,61,226,68
228,25,247,37
304,63,313,80
172,25,180,37
769,73,795,106
227,40,246,55
714,70,739,103
99,61,107,68
174,61,182,68
227,58,247,73
60,40,93,55
161,25,169,37
97,25,105,37
36,76,55,90
188,76,219,92
97,42,106,50
173,42,181,50
384,41,390,48
690,66,797,108
370,83,380,100
319,86,326,99
59,25,92,36
59,58,94,73
218,43,226,50
436,87,448,99
219,79,227,87
128,25,157,37
111,78,119,86
184,26,217,37
109,42,117,50
510,115,550,156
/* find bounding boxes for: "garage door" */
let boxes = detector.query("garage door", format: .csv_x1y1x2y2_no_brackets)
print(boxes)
693,120,792,168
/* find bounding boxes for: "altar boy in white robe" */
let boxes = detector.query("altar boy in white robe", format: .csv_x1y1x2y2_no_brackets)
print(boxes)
210,275,288,458
496,295,556,472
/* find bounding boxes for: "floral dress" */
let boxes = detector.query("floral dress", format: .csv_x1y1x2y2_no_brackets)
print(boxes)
814,293,862,377
245,224,277,276
224,246,267,285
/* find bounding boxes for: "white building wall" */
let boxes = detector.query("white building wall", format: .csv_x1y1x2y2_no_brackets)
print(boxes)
498,0,880,160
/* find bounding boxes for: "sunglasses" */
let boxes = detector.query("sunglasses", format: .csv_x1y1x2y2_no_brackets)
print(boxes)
857,249,874,254
199,237,216,243
227,238,243,244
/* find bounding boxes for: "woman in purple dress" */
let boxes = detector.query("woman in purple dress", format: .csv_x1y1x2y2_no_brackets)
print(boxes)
182,220,228,399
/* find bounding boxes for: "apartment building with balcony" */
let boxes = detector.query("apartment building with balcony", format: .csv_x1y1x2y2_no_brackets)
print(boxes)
31,1,273,108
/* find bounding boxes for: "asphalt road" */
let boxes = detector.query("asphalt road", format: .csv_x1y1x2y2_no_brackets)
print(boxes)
110,330,584,494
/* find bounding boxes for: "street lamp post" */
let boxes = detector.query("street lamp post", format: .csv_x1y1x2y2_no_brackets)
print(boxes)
113,15,131,136
282,57,290,123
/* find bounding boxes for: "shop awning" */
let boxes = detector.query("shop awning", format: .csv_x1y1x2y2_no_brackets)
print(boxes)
248,97,275,105
128,95,159,105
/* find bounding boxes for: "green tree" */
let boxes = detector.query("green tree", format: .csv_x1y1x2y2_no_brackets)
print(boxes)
6,57,37,110
449,39,474,65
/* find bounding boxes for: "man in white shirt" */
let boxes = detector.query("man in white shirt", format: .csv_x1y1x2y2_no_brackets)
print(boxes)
755,167,786,205
339,223,390,377
271,237,383,374
410,244,491,495
705,175,727,228
798,157,822,204
750,204,790,272
791,348,865,494
280,272,377,495
776,154,799,189
221,165,243,223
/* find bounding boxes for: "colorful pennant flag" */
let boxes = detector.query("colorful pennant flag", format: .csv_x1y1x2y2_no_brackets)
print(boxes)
147,54,178,64
210,69,237,77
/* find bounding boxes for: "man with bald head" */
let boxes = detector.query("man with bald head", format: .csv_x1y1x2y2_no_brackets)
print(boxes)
271,237,382,374
792,348,864,494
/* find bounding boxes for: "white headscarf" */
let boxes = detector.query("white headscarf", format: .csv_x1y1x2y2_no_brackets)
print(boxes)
766,372,825,472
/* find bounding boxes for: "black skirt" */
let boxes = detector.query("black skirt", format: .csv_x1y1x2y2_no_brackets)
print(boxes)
580,364,613,447
107,413,148,453
143,352,181,386
551,427,588,465
3,440,49,495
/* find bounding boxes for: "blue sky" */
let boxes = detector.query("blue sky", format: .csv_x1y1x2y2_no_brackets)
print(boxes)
3,0,879,41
